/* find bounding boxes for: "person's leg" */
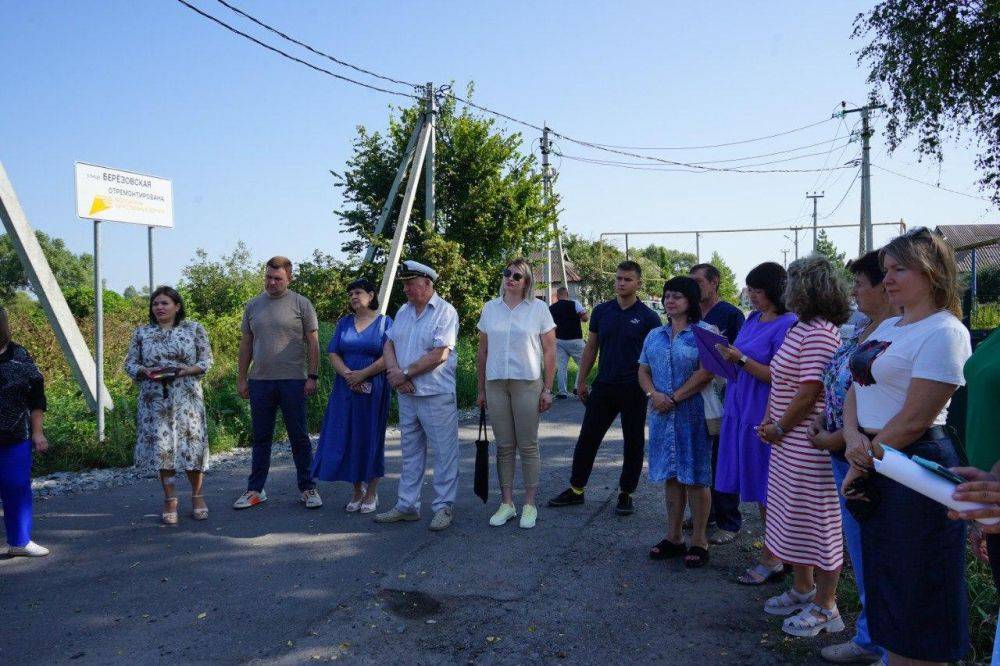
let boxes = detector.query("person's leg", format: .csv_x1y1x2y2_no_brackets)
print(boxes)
664,479,686,544
792,565,816,595
394,394,427,515
422,393,460,514
186,470,206,513
278,379,315,492
758,503,781,566
814,566,841,610
247,380,279,492
555,340,570,396
568,383,620,490
688,484,712,550
352,482,365,503
160,470,177,514
710,434,742,532
617,384,648,494
486,380,516,505
0,441,33,547
510,379,542,506
362,478,380,502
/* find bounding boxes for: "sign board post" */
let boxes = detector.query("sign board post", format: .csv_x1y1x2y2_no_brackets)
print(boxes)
75,162,173,442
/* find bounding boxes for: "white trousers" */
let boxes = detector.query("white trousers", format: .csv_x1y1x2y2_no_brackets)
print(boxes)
395,393,460,514
555,338,586,395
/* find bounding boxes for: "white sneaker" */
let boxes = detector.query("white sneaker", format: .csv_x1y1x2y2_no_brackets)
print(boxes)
233,490,267,509
301,489,323,509
519,505,538,529
489,503,518,526
8,541,49,557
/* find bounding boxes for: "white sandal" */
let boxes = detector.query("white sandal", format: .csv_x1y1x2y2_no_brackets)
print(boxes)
346,484,367,512
359,495,379,514
162,497,179,525
764,586,816,616
782,603,846,637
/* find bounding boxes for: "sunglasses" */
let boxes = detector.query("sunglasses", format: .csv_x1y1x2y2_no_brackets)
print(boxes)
503,269,525,281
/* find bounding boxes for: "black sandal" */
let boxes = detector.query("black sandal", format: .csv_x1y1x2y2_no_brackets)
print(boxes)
684,546,710,568
649,538,687,560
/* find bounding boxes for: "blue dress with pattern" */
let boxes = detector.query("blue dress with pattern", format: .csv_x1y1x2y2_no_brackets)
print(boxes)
312,314,392,484
639,322,711,485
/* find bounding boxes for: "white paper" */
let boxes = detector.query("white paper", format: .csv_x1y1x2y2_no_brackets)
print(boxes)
873,446,1000,525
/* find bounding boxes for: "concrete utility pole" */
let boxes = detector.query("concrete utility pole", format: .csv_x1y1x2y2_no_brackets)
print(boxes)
540,126,567,302
840,102,885,254
424,82,436,232
781,249,789,268
807,191,824,251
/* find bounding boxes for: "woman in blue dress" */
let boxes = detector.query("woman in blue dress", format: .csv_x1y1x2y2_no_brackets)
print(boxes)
312,279,392,513
638,276,714,568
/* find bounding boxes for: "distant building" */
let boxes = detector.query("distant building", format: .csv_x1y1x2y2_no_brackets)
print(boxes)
935,224,1000,273
528,250,583,303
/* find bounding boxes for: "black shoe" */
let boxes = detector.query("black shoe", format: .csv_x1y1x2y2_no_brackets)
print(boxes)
572,388,579,395
615,492,634,515
548,488,585,507
555,393,568,400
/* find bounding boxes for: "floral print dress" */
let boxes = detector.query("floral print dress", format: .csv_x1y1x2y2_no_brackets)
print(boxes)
124,321,213,472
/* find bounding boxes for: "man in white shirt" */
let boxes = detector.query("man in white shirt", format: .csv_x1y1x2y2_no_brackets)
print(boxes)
375,260,461,531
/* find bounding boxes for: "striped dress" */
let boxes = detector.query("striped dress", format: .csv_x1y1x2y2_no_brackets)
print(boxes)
764,318,843,571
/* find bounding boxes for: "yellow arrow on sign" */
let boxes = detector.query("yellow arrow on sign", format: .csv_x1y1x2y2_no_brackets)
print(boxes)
89,196,111,216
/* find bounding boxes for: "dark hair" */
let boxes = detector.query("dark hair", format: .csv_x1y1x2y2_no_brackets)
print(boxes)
266,255,293,278
148,286,186,326
689,263,720,284
662,276,702,322
0,304,10,349
785,255,851,326
745,262,789,314
347,278,379,311
847,250,885,286
617,260,642,277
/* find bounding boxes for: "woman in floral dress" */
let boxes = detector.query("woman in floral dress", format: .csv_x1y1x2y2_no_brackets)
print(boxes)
125,286,214,524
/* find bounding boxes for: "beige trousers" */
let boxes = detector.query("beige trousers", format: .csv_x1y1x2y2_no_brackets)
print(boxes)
485,378,542,489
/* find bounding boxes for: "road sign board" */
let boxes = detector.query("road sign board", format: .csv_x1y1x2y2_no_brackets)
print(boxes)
75,162,173,228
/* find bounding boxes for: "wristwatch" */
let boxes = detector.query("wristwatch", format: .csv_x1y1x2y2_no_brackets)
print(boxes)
645,390,654,398
737,354,748,367
402,368,411,381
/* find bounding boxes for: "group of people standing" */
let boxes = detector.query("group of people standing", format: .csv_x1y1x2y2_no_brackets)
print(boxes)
4,229,1000,664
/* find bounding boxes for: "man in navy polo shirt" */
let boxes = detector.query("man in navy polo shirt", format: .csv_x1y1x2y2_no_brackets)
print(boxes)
548,260,662,515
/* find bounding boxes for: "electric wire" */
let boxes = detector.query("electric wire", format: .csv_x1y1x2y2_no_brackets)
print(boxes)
819,167,862,220
569,117,836,151
870,163,992,202
213,0,421,89
554,142,854,170
174,0,421,100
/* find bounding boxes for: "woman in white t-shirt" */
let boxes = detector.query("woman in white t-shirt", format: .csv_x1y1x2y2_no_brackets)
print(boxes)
840,228,972,663
476,258,557,529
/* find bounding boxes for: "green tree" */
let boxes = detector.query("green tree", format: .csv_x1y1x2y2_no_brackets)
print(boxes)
179,242,261,319
814,229,852,281
0,231,93,302
293,250,354,323
561,233,624,305
709,251,740,305
334,88,554,328
637,245,698,278
854,0,1000,205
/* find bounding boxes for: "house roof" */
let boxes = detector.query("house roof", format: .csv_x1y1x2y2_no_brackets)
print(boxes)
526,251,582,284
935,224,1000,272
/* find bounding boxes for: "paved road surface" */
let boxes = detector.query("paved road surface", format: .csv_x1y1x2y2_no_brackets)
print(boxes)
1,399,843,664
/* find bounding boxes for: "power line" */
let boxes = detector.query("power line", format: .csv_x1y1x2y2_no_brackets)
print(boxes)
870,163,992,202
572,117,835,151
819,168,862,220
213,0,421,89
174,0,421,100
684,135,852,165
555,142,854,170
554,150,858,174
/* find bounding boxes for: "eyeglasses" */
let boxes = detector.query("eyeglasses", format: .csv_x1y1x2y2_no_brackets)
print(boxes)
503,269,525,281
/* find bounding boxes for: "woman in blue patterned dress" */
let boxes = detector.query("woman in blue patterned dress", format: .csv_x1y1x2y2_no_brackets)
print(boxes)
312,279,392,513
638,276,715,568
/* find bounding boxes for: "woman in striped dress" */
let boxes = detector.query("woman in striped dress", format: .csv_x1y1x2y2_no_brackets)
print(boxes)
756,255,851,637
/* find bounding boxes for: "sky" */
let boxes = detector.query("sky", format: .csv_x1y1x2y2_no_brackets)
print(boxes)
1,0,995,293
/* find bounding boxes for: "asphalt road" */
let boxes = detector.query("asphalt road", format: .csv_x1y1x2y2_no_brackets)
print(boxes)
1,398,842,664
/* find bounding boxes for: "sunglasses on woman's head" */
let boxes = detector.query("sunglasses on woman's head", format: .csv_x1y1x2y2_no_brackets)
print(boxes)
503,269,525,281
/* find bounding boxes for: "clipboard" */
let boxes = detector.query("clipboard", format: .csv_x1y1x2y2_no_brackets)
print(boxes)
692,325,737,380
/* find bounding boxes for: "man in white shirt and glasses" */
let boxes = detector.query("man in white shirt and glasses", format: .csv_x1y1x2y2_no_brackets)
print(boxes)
375,260,461,531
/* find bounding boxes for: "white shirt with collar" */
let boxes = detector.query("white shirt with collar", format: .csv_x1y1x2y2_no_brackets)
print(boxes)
477,296,556,381
387,292,460,396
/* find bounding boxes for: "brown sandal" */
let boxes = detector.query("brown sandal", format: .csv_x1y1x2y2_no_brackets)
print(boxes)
162,497,179,525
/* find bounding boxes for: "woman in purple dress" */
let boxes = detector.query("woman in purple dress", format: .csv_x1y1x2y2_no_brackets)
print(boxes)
713,262,797,585
312,279,392,513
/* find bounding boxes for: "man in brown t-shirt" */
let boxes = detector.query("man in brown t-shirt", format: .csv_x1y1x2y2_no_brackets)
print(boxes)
233,256,322,510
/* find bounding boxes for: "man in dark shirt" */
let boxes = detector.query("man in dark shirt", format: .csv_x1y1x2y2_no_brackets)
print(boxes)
690,263,746,543
549,261,662,515
549,287,589,398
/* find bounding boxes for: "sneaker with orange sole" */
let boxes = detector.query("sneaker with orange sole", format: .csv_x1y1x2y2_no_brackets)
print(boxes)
233,490,267,509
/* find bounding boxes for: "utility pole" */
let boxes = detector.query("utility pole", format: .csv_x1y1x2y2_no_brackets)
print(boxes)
807,191,824,251
424,82,436,232
695,232,701,264
840,102,885,254
781,249,789,268
540,126,567,302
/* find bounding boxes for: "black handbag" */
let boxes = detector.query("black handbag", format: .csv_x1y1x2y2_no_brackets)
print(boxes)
474,407,489,503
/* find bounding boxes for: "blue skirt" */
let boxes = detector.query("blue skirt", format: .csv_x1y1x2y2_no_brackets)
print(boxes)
860,437,968,662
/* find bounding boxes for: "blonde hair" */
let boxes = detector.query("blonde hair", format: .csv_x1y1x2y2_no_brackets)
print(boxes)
880,228,962,318
784,254,851,325
500,257,535,300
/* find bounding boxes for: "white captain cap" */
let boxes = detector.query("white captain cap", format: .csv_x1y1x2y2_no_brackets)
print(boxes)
399,260,439,282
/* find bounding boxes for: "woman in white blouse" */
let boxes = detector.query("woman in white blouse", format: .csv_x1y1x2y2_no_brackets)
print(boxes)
841,228,972,663
476,258,557,529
